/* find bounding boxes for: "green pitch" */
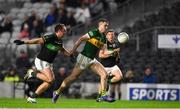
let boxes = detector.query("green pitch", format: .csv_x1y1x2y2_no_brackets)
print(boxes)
0,98,179,108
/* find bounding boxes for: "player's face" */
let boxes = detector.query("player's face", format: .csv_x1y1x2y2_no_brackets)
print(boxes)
61,27,67,34
57,27,67,37
99,22,108,33
145,68,151,76
106,31,115,42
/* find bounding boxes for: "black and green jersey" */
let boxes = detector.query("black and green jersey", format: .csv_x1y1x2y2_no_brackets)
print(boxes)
37,33,63,63
100,40,121,67
81,28,106,59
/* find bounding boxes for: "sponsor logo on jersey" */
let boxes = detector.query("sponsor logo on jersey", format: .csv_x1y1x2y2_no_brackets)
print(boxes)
89,31,94,36
88,38,104,48
46,44,61,51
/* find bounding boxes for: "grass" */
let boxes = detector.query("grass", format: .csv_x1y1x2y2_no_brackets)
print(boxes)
0,98,179,108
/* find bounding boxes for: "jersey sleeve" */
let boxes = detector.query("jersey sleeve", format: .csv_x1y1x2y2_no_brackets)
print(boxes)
42,34,55,43
87,29,97,38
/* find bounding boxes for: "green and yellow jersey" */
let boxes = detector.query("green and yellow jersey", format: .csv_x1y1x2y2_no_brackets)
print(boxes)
81,28,106,59
37,33,63,63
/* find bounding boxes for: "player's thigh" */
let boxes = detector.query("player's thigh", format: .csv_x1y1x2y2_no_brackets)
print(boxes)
111,65,123,79
34,58,54,79
41,68,55,81
90,61,106,76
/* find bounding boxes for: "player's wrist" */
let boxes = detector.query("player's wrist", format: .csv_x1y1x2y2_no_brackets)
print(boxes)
14,40,25,45
21,41,25,44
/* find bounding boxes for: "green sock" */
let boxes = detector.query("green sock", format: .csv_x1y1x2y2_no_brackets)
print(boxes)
32,72,37,77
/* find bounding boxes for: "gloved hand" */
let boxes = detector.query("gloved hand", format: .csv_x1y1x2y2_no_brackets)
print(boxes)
14,40,25,45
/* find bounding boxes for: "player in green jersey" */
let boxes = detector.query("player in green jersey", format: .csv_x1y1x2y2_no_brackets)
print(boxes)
14,24,71,103
52,19,115,103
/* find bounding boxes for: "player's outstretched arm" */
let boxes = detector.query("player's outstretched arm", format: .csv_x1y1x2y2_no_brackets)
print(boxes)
113,48,120,52
99,45,121,58
14,40,25,45
60,47,71,57
14,38,44,45
71,34,90,54
99,44,113,58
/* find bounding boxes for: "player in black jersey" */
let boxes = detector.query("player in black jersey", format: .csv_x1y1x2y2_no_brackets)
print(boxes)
14,24,71,103
98,29,123,100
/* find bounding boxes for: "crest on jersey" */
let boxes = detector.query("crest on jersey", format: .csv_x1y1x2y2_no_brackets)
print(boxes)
89,31,94,36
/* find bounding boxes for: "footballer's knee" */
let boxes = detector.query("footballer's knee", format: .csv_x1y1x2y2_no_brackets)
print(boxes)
116,74,122,81
100,72,108,80
114,71,123,80
119,75,123,80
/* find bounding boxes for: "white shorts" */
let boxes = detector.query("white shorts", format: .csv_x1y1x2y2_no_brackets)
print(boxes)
34,57,53,71
76,53,98,70
105,65,122,77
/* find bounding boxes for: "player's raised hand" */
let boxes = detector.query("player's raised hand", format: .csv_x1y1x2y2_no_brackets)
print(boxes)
113,48,120,52
14,40,25,45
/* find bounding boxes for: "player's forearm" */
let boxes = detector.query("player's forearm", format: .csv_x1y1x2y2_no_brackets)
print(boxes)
72,39,82,52
24,38,43,44
113,48,120,52
63,50,71,56
60,47,71,56
99,50,112,58
72,35,89,53
99,53,111,58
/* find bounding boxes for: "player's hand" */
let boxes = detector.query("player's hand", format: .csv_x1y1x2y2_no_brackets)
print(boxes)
113,48,120,52
14,40,25,45
70,49,75,55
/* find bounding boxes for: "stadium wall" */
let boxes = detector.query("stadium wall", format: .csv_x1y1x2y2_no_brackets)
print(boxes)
0,82,24,98
0,82,180,101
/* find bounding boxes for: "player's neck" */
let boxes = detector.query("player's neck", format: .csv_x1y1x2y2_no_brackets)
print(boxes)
108,39,114,43
56,33,63,39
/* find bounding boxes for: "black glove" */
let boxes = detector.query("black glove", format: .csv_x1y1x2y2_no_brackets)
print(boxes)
14,40,25,45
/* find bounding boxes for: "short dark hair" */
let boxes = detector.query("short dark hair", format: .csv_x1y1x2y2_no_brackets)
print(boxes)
55,24,65,32
107,29,115,33
106,29,115,35
98,18,109,24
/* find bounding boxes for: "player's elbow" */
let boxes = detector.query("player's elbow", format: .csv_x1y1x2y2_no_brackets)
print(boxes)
63,51,70,57
98,52,104,58
98,54,103,58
